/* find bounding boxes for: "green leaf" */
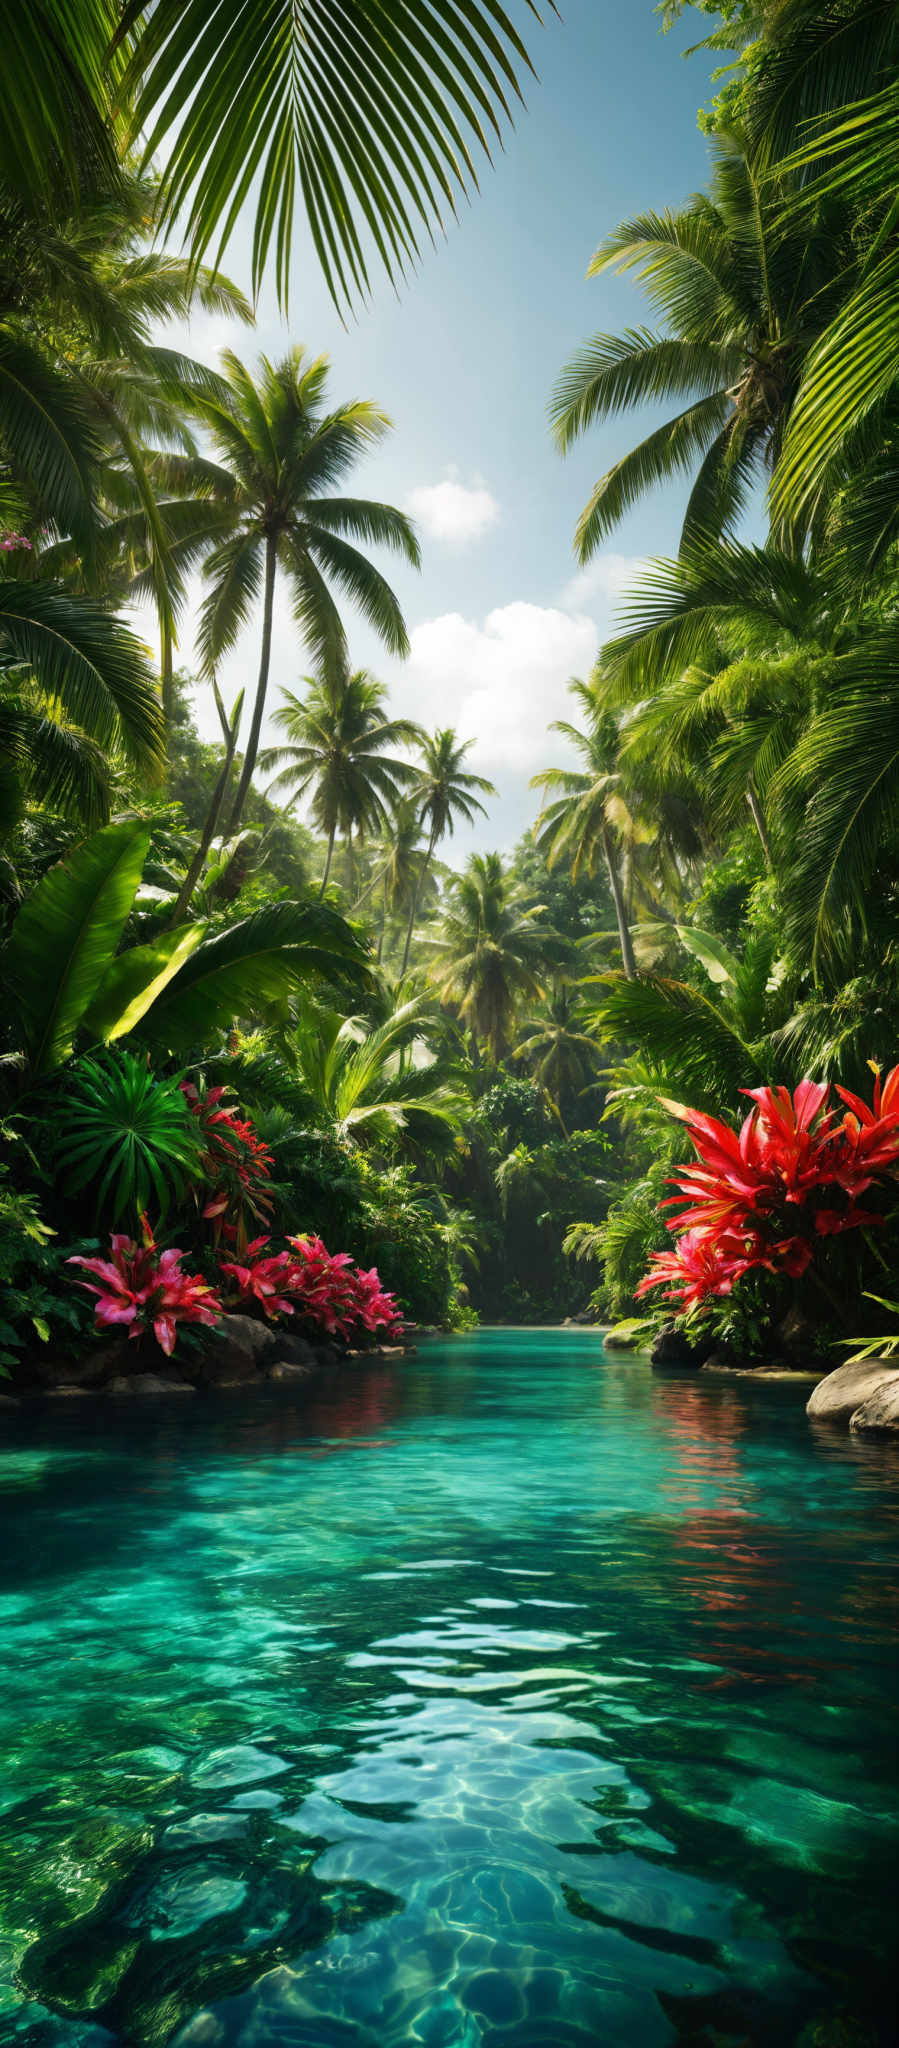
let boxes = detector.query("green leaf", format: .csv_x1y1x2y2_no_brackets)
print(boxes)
5,819,150,1077
140,899,370,1051
84,924,208,1042
674,924,740,990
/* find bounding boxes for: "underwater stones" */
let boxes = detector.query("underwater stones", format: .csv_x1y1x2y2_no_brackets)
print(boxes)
106,1373,196,1396
268,1360,316,1385
807,1359,899,1425
163,1811,250,1847
189,1744,290,1790
135,1868,248,1940
849,1377,899,1433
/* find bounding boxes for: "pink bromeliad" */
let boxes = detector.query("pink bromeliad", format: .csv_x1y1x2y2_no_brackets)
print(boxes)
68,1224,221,1355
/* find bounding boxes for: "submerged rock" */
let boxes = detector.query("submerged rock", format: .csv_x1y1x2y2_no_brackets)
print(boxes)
106,1374,195,1397
268,1360,316,1385
849,1377,899,1434
807,1359,899,1424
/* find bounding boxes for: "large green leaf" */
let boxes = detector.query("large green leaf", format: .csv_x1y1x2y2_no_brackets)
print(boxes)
140,899,370,1050
84,923,208,1042
5,819,150,1077
119,0,554,311
0,582,165,770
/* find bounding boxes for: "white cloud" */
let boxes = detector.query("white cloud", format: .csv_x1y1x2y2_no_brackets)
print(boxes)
559,550,650,620
389,600,597,782
406,468,499,547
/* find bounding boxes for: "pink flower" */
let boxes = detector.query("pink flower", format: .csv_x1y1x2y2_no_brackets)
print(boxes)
68,1224,221,1356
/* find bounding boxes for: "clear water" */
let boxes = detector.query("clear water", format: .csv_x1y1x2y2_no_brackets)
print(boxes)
1,1330,898,2048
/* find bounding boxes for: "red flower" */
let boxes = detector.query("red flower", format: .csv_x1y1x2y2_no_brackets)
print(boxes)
68,1223,221,1356
219,1238,295,1318
638,1066,899,1318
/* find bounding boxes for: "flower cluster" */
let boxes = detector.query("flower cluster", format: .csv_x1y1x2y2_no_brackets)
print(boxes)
0,532,32,552
220,1233,403,1340
68,1224,221,1355
637,1069,899,1313
180,1081,274,1243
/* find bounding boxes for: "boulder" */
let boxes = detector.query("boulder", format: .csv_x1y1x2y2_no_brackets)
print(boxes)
268,1330,316,1369
44,1384,94,1398
807,1358,899,1423
107,1374,195,1397
850,1377,899,1434
192,1315,278,1386
651,1323,703,1370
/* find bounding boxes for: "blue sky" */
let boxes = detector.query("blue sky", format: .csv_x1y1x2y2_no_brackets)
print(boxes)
157,1,720,857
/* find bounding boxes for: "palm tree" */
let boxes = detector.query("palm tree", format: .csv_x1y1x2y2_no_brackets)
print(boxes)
353,801,432,964
260,667,422,897
531,687,638,978
284,995,461,1154
551,130,847,556
513,983,599,1132
428,851,559,1063
401,730,495,974
188,349,419,833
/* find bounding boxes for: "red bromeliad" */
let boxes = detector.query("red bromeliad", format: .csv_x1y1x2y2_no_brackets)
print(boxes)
180,1081,274,1247
68,1223,222,1355
218,1233,403,1340
637,1067,899,1313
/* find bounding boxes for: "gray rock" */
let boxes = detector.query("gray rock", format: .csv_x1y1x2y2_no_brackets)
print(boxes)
651,1323,700,1369
0,1392,21,1408
107,1374,196,1396
45,1383,94,1398
268,1330,316,1368
268,1360,315,1385
850,1377,899,1433
193,1314,278,1385
807,1358,899,1423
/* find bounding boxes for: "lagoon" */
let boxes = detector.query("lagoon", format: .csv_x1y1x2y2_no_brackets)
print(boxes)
1,1329,897,2046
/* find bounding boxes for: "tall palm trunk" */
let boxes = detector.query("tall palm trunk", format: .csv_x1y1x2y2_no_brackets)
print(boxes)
228,533,277,833
601,824,636,979
318,823,337,899
377,871,388,962
745,780,773,868
401,826,437,975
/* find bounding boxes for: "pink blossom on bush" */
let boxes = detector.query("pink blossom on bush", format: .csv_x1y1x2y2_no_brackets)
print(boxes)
219,1238,295,1318
68,1226,221,1355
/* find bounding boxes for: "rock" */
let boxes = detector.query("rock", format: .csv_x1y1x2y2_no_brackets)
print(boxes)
44,1383,94,1398
193,1314,278,1385
850,1378,899,1434
268,1360,315,1385
0,1392,21,1408
603,1330,640,1351
310,1341,340,1368
268,1330,316,1368
107,1374,196,1396
807,1358,899,1423
651,1323,702,1369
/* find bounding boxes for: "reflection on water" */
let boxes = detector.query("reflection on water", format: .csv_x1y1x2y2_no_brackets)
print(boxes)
0,1331,898,2047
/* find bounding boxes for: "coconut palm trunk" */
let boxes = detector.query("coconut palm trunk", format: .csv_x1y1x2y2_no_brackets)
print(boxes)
401,826,437,976
227,533,277,834
745,780,773,868
318,824,337,900
602,825,636,979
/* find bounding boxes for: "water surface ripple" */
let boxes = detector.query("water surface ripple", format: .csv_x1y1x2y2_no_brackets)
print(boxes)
1,1330,897,2047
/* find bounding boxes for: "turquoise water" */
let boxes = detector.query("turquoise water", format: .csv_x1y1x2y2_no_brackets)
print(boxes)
1,1330,898,2048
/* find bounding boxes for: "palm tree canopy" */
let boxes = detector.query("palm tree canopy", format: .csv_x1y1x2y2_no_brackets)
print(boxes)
261,668,422,845
551,130,848,557
412,729,496,846
192,348,419,678
428,850,562,1061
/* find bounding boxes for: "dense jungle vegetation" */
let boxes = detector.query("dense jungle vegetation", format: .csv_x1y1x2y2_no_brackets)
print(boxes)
4,0,899,1373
